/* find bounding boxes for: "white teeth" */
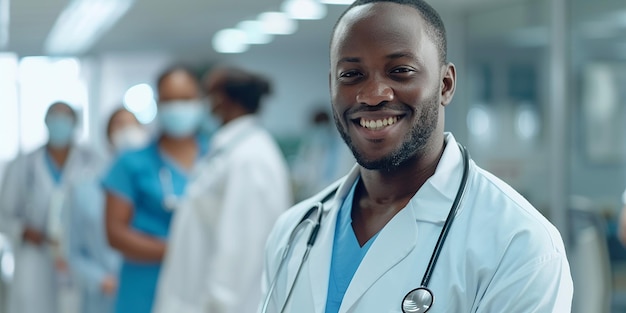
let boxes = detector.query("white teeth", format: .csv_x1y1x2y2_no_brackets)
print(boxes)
360,117,399,130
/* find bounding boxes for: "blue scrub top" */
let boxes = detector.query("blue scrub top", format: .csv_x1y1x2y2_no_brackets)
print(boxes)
102,137,208,313
325,178,379,313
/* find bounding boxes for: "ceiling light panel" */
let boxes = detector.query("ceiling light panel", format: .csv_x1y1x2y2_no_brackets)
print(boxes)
45,0,134,56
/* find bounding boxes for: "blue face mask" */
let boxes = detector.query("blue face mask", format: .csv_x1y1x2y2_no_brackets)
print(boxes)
45,114,75,148
157,100,204,138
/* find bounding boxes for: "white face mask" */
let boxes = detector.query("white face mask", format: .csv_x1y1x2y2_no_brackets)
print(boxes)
111,126,150,153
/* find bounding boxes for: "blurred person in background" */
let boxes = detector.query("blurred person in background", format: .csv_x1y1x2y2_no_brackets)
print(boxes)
291,108,355,201
0,102,102,313
103,66,208,313
67,107,149,313
153,66,291,313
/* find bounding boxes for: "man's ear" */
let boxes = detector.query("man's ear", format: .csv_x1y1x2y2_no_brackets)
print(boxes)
441,63,456,107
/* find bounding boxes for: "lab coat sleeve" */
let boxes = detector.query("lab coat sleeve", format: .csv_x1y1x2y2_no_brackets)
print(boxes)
0,157,27,245
67,183,108,294
205,157,287,313
475,252,573,312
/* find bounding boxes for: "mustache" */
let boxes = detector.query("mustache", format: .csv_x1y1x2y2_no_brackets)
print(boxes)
344,102,410,116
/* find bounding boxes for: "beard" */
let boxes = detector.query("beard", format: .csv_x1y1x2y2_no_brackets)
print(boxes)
333,92,439,171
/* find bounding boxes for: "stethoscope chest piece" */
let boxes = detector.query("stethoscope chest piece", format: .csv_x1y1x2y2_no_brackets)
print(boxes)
402,287,434,313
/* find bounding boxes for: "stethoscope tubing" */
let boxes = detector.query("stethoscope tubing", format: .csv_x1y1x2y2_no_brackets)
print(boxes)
263,144,470,313
420,144,470,287
261,202,325,313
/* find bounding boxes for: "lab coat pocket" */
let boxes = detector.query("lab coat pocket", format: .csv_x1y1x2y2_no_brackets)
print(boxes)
187,180,225,229
186,156,227,228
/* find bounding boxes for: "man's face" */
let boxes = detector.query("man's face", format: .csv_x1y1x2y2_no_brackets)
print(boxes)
330,2,452,170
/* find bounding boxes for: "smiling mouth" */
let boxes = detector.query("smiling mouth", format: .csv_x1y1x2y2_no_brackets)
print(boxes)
358,116,400,131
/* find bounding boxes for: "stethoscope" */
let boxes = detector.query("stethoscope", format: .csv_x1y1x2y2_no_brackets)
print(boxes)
261,143,470,313
159,167,178,211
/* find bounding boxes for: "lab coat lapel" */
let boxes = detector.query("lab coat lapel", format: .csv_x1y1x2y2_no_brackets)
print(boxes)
306,166,360,313
338,134,465,313
33,148,56,190
339,205,419,313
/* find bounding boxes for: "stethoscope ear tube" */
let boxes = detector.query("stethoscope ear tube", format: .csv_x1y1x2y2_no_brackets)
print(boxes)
306,202,323,246
261,188,338,313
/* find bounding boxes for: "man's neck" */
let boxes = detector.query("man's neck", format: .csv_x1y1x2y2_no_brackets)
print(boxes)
350,137,445,246
159,136,198,170
46,146,71,168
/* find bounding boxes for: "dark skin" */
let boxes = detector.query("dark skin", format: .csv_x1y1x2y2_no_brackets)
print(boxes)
105,69,201,262
330,3,456,246
100,109,141,295
204,68,252,125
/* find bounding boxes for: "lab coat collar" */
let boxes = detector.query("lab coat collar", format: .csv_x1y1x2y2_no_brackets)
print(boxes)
409,132,466,224
337,133,466,312
304,164,358,313
208,115,258,153
37,145,98,186
333,133,465,224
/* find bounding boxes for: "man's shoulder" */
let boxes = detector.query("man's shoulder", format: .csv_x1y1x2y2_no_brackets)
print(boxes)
269,180,343,244
468,163,565,255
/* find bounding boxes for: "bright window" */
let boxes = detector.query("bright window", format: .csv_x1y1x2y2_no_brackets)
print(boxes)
18,57,89,154
0,53,19,162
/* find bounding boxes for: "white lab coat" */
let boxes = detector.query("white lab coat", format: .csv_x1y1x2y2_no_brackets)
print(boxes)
154,116,292,313
0,145,101,313
67,170,121,313
260,133,573,313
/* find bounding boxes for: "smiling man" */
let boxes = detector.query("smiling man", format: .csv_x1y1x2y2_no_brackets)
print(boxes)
259,1,573,312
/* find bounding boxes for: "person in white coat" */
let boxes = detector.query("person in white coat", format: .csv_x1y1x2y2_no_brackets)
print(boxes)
67,108,150,313
153,66,292,313
0,102,102,313
259,1,573,312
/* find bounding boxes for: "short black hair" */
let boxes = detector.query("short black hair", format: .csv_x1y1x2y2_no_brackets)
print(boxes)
332,0,447,64
205,67,272,114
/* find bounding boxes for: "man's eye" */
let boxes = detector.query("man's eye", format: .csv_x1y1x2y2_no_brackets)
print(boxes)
340,71,362,78
390,67,414,74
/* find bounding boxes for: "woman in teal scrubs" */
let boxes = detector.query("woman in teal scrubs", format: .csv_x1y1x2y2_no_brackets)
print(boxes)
103,66,208,313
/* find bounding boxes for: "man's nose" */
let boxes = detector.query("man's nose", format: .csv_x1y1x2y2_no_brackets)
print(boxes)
355,77,394,106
